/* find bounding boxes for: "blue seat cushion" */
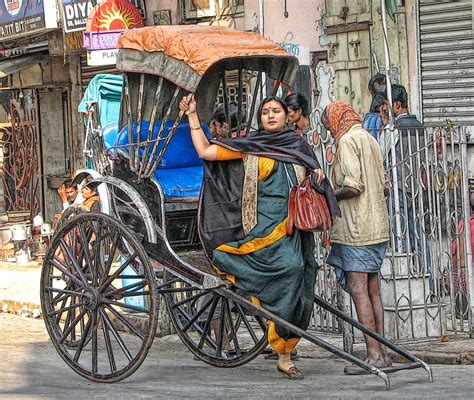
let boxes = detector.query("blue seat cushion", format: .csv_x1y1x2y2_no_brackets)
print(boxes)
105,120,210,199
153,166,204,199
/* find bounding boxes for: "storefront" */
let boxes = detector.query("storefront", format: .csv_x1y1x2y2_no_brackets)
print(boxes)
0,0,73,222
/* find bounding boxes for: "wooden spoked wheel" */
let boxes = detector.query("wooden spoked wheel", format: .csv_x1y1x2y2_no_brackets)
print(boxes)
162,273,268,367
40,212,158,382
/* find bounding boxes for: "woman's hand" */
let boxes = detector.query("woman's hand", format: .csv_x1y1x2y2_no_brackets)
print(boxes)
313,168,325,184
179,95,197,116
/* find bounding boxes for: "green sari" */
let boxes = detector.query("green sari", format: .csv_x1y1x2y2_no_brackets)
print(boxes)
212,159,316,352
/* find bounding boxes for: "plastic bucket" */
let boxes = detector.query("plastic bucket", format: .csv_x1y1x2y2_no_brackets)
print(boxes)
119,256,146,310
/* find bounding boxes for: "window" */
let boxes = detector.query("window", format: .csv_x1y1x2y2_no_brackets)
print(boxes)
181,0,244,21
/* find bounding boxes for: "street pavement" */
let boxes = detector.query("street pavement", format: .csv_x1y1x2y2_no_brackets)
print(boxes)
1,261,474,398
1,313,474,399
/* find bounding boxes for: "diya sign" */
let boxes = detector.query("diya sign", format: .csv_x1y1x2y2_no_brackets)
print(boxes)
83,0,143,66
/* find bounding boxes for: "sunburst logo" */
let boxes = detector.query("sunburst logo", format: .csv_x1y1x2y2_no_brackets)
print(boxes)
87,0,143,31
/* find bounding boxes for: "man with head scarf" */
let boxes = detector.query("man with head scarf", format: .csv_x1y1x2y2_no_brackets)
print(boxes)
322,100,390,374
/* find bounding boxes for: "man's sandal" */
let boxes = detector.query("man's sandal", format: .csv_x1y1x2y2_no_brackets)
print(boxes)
277,365,304,380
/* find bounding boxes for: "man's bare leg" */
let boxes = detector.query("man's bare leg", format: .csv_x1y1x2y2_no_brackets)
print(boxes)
368,273,391,366
346,272,381,362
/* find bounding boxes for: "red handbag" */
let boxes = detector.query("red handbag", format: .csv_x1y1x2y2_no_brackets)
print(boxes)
285,166,333,248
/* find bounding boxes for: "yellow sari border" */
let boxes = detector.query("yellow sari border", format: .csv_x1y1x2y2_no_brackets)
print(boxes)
268,321,299,354
216,218,288,255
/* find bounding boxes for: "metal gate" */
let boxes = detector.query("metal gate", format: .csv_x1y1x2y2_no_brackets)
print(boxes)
307,104,472,339
1,89,41,215
381,124,472,339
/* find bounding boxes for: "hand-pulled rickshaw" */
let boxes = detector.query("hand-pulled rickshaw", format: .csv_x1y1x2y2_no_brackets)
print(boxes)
40,26,433,389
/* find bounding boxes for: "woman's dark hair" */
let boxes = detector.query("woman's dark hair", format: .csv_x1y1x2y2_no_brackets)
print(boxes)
212,103,239,130
369,92,387,113
284,93,309,117
84,181,100,192
391,84,408,108
256,97,288,130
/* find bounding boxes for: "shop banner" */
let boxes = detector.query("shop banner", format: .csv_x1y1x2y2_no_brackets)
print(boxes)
0,0,46,39
62,0,97,32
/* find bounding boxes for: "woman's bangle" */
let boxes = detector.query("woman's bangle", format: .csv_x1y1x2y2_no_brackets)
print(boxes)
190,126,201,131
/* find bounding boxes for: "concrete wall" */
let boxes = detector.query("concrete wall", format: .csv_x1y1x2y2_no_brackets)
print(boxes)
38,90,67,222
144,0,180,25
67,55,84,172
244,0,325,65
404,0,422,118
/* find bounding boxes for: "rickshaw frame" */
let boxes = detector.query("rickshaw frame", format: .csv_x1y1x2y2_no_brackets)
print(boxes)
40,26,433,389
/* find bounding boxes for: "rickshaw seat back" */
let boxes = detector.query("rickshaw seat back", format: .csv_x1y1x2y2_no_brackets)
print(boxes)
113,119,211,198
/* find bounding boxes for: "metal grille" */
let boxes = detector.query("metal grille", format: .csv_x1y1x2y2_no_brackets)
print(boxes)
215,70,251,120
1,90,41,215
307,118,472,339
380,125,471,338
418,0,474,126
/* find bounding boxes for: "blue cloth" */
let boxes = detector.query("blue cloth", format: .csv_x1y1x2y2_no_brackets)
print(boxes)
362,112,383,140
78,74,124,128
327,242,388,290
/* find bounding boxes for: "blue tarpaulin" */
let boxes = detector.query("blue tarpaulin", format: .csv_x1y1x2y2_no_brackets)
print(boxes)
78,73,124,128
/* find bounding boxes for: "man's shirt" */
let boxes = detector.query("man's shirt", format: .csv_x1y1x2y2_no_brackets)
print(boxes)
331,124,389,246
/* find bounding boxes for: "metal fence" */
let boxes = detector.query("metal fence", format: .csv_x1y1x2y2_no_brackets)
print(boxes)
309,123,472,340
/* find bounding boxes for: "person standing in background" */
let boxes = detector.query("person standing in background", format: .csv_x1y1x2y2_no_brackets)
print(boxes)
362,92,388,140
322,100,391,374
285,93,311,135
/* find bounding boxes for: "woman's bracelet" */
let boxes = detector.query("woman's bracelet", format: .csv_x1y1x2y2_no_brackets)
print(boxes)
190,126,201,131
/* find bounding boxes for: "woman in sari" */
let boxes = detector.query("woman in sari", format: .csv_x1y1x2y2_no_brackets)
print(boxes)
179,95,339,380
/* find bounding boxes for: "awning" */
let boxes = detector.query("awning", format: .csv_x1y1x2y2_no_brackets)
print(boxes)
0,54,48,78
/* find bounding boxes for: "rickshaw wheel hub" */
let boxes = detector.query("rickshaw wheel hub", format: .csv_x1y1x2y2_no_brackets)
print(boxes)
82,288,100,310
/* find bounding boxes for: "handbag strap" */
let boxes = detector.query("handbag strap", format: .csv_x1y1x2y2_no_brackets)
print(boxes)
286,186,296,235
284,163,296,235
283,163,295,191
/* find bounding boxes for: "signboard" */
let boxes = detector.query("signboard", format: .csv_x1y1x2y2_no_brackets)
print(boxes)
83,30,122,50
84,0,143,65
86,0,143,31
62,0,97,33
63,0,144,33
0,0,56,40
86,48,118,66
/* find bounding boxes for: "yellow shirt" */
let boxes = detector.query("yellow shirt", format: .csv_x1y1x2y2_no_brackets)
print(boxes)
331,124,389,246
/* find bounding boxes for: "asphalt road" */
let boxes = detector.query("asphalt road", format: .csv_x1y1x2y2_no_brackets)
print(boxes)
1,313,473,399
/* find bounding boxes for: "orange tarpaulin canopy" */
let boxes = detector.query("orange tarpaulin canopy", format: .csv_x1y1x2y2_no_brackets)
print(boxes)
117,25,293,76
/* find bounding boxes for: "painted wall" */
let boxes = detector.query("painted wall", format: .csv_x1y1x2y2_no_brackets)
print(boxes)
244,0,325,65
144,0,180,26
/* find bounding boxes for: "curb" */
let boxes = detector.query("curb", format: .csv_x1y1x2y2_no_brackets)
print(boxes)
1,299,42,318
352,347,474,366
0,299,168,338
389,349,474,365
